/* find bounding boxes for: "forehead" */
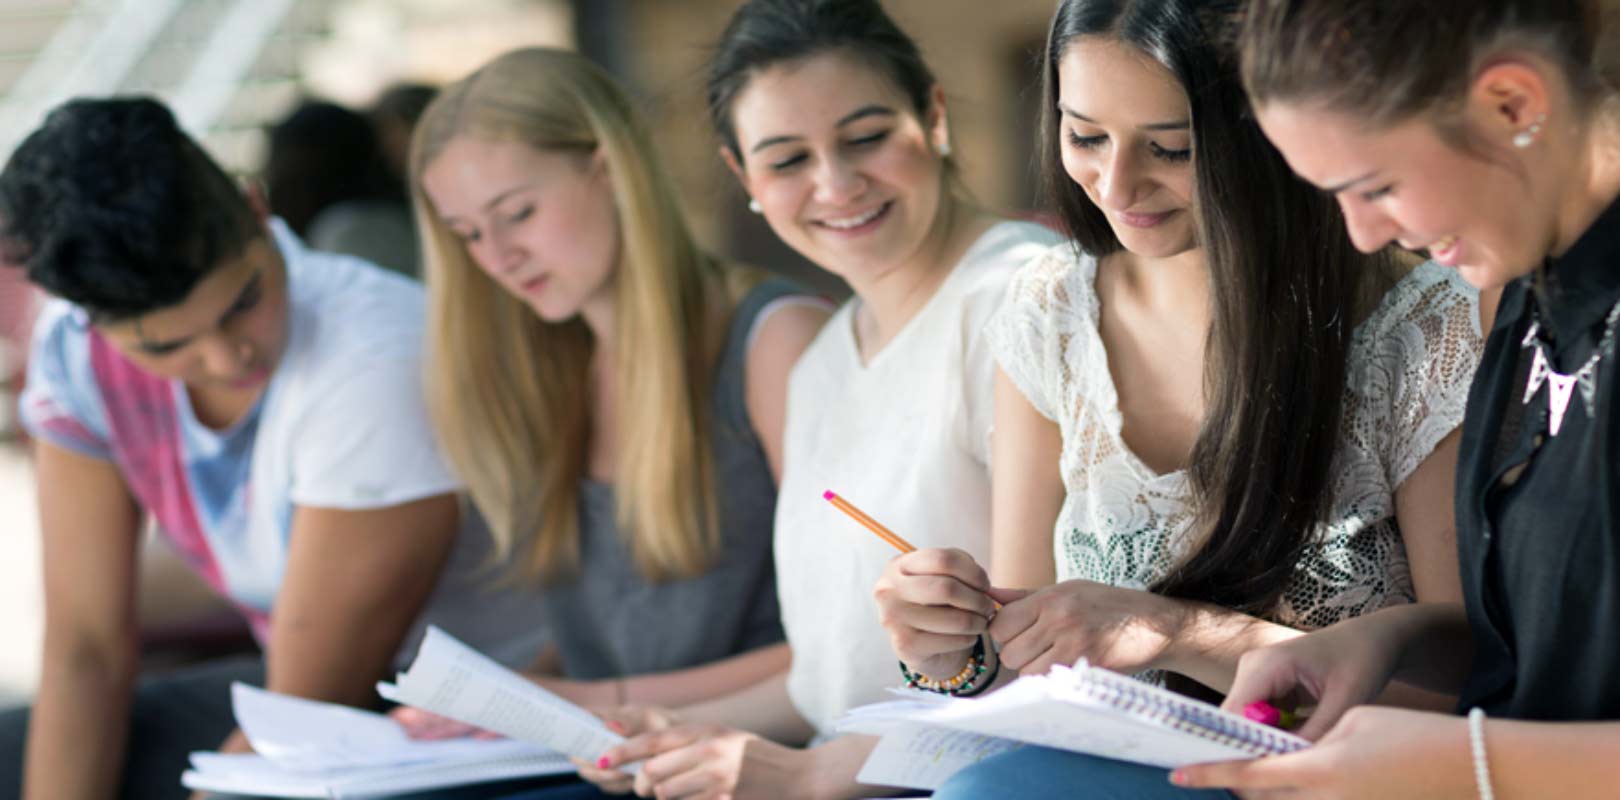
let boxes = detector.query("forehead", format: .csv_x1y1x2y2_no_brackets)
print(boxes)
1253,101,1447,187
1056,37,1187,122
421,136,582,215
101,237,272,343
729,52,916,146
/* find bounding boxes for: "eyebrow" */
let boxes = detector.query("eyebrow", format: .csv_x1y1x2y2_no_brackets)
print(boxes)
1059,103,1189,132
748,105,898,154
137,269,264,354
1322,171,1381,194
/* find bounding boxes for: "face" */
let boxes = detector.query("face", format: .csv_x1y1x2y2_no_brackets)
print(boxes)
725,52,949,283
1056,38,1198,259
422,136,620,324
99,231,289,394
1256,101,1549,290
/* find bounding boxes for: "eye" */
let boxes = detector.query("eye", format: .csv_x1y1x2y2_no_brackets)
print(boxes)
450,225,481,243
1149,142,1193,163
1067,130,1108,150
769,152,809,172
505,205,534,225
847,130,890,147
223,281,263,320
1360,184,1396,201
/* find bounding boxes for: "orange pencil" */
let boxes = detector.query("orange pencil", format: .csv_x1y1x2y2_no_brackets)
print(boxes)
822,490,916,553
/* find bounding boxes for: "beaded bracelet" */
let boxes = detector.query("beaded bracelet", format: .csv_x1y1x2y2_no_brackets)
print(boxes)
899,636,991,696
1468,707,1495,800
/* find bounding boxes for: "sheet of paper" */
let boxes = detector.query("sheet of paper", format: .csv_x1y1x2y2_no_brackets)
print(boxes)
184,748,573,800
855,723,1021,790
384,626,625,761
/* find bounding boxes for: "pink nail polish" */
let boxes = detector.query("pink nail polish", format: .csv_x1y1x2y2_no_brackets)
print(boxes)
1169,770,1187,785
596,756,612,769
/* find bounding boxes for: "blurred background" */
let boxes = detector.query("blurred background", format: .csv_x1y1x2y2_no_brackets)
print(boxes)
0,0,1060,710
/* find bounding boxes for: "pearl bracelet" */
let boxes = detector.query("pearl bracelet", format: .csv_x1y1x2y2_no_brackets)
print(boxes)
1468,707,1495,800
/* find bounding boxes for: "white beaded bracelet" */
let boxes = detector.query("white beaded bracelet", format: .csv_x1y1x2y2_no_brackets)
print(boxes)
1468,707,1496,800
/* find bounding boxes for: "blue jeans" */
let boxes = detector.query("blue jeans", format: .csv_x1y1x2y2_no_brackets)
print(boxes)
933,746,1237,799
0,654,264,800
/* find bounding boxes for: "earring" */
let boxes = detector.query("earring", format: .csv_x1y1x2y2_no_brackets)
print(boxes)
748,198,762,214
1513,113,1547,149
938,139,953,158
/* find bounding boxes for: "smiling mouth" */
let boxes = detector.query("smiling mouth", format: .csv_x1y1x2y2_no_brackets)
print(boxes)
817,201,893,232
1117,209,1177,229
519,275,548,294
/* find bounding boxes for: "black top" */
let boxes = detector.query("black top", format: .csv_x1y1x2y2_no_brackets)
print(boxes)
1456,194,1620,720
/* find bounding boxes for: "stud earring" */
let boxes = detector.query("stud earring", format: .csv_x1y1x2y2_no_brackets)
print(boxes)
938,139,953,158
748,198,762,214
1513,113,1547,149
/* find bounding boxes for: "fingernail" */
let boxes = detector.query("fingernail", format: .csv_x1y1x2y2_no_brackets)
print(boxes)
1169,770,1187,785
607,720,626,733
596,756,612,769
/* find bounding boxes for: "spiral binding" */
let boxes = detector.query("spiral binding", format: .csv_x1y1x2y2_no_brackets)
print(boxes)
1070,662,1309,758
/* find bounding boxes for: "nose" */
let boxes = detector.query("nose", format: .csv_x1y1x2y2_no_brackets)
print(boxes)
1095,147,1147,211
200,333,252,377
1337,196,1399,254
474,226,525,276
812,153,866,205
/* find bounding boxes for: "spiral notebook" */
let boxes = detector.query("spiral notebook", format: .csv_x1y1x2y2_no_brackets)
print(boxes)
837,660,1309,791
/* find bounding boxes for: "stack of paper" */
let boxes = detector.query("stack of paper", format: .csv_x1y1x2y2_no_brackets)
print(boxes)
837,661,1310,791
181,684,573,798
377,626,627,764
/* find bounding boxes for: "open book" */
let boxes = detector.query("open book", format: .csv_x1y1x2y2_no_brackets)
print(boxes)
377,626,629,764
837,660,1310,791
180,684,572,798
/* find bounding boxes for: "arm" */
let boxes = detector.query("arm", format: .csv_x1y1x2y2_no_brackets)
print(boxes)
988,368,1062,589
538,642,792,710
744,300,831,482
258,495,459,710
24,442,144,800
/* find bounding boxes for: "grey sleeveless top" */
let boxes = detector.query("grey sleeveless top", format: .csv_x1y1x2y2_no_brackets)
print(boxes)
538,280,804,679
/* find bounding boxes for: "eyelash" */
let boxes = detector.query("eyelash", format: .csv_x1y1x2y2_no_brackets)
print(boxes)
1066,130,1192,163
769,130,892,172
455,204,535,243
1360,185,1396,201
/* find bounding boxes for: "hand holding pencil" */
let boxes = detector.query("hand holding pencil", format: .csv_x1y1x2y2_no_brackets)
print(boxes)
828,490,1006,681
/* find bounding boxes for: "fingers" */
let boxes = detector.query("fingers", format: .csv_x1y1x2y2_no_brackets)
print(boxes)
985,585,1031,606
571,757,635,794
986,591,1041,650
900,548,991,591
1000,636,1058,675
1172,751,1320,792
389,706,478,740
640,743,729,798
599,726,706,771
884,571,998,620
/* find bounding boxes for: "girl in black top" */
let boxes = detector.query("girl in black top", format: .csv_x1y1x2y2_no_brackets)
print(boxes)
1177,1,1620,797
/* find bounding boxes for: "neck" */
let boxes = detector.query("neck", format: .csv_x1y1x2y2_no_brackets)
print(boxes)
579,281,618,351
1110,245,1212,316
1552,99,1620,257
846,201,991,345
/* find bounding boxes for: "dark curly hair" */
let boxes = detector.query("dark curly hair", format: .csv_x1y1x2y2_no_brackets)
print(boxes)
0,96,260,323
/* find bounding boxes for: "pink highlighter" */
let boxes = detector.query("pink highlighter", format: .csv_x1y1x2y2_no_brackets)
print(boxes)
1241,700,1298,729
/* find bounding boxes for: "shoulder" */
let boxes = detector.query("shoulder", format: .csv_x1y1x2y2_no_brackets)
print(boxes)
279,222,428,370
1352,261,1483,362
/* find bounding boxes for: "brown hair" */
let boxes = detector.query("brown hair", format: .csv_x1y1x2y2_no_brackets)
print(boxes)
1240,0,1619,134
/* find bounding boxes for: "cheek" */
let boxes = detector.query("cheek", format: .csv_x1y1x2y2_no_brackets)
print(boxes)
1059,148,1095,193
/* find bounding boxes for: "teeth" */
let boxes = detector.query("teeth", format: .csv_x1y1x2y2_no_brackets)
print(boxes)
823,204,885,230
1431,235,1458,253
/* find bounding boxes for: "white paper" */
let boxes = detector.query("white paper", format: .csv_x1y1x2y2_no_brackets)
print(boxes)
855,723,1021,790
840,660,1311,789
384,626,625,761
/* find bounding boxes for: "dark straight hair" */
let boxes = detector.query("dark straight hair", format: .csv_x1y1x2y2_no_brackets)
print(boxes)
1040,0,1398,620
1240,0,1619,138
705,0,946,168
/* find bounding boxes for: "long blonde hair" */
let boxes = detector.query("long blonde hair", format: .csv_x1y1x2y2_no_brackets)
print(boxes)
412,48,727,583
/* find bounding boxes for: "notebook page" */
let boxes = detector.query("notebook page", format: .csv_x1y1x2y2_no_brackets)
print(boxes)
855,723,1021,790
383,626,624,760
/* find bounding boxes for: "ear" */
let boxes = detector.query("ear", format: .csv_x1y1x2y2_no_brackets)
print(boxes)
719,144,750,191
1468,59,1552,143
925,84,951,153
242,180,272,227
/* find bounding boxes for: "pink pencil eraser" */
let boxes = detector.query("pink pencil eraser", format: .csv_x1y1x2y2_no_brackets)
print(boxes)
1242,701,1282,727
823,490,836,500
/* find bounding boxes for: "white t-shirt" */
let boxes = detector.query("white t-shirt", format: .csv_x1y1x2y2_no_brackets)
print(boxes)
22,219,545,664
986,246,1484,628
774,220,1063,734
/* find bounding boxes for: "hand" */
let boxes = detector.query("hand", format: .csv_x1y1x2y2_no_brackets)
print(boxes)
389,705,501,740
872,548,997,678
1217,614,1409,741
571,705,682,794
591,723,817,800
987,579,1185,676
1174,706,1475,799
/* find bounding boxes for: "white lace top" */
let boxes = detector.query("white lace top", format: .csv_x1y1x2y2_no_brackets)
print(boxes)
986,247,1484,628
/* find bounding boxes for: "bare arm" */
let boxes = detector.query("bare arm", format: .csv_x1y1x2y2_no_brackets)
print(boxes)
541,643,792,710
24,442,144,800
675,670,816,746
260,495,459,707
988,368,1062,590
